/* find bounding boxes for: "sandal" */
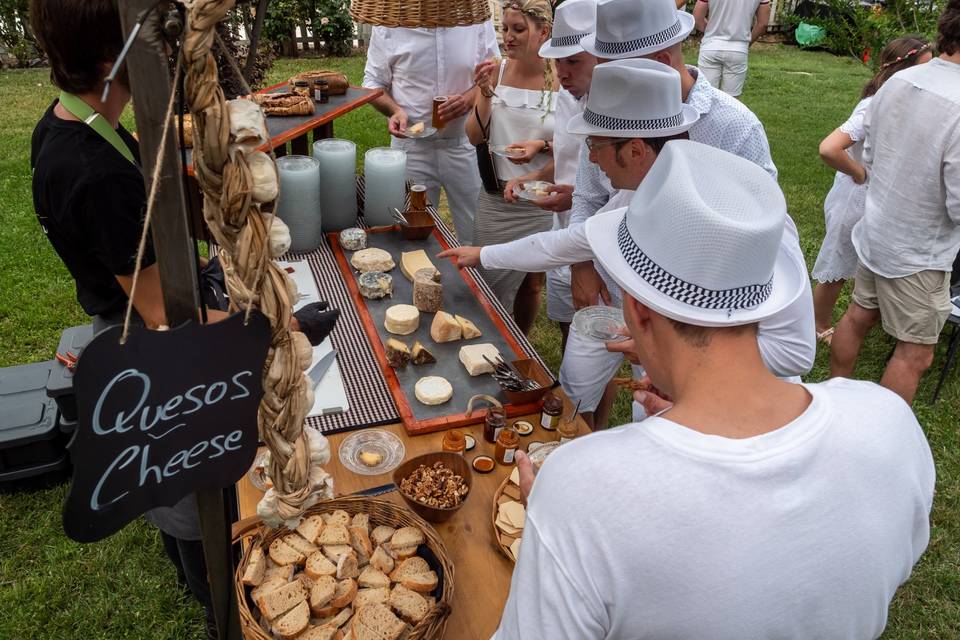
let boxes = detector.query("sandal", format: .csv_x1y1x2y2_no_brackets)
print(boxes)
816,327,835,345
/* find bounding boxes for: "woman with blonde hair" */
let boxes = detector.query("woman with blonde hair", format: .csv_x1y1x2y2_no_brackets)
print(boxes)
812,36,932,344
467,0,559,335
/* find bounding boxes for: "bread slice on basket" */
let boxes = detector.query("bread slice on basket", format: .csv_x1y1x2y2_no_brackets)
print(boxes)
309,575,338,615
241,545,267,586
269,537,306,566
388,585,430,625
350,603,406,640
299,625,344,640
272,600,310,639
369,546,395,575
305,551,338,579
354,587,391,609
358,566,390,590
259,580,308,620
331,578,358,609
297,514,326,544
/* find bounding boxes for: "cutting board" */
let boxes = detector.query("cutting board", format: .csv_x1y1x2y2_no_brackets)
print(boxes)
279,260,349,417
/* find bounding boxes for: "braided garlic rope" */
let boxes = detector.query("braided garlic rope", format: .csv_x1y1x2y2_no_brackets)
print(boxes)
181,0,333,528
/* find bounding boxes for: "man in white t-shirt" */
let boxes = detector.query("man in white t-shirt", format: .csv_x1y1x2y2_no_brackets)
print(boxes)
493,140,935,640
362,23,500,244
830,3,960,405
693,0,771,97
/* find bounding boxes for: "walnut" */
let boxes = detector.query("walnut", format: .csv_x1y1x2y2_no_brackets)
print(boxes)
400,462,469,509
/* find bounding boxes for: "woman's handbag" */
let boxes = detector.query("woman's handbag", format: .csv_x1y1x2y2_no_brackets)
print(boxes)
474,105,501,194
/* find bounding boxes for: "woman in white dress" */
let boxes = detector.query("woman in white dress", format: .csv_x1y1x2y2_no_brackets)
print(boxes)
467,0,559,335
812,36,932,344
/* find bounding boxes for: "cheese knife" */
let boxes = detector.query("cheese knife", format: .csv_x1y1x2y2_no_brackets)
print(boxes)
307,348,338,388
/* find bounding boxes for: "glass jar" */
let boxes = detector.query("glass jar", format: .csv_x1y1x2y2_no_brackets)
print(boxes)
314,79,330,103
442,430,466,455
540,392,562,431
293,80,311,98
409,184,428,212
557,416,578,444
495,427,520,465
483,406,506,444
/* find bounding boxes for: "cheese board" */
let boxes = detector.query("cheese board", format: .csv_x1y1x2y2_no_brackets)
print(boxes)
329,225,553,435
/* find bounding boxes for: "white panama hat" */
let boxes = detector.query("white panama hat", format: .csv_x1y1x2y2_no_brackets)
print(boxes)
581,0,695,60
584,140,808,327
539,0,598,59
566,59,699,138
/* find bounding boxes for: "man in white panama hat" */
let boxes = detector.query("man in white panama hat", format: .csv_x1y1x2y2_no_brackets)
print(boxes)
440,58,813,428
493,140,934,640
569,0,779,354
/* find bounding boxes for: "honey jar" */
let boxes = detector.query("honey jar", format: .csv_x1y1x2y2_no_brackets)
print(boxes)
442,430,466,455
293,80,311,98
540,392,562,430
483,405,506,444
495,427,520,465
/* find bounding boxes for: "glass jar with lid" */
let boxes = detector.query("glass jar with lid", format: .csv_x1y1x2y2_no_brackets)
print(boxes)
495,427,520,465
540,392,562,431
483,406,507,444
441,430,466,455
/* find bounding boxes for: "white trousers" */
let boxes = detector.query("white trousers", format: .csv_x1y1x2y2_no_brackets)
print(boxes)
546,265,575,323
391,136,481,244
698,48,749,97
559,327,645,414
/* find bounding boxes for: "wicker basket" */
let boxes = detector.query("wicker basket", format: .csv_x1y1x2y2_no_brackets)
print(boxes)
350,0,492,28
233,497,454,639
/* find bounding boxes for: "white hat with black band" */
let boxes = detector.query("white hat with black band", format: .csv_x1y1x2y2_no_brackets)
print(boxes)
584,140,808,326
581,0,695,60
539,0,598,59
566,59,698,138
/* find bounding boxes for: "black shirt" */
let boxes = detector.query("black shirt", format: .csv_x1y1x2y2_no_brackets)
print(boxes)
31,100,155,318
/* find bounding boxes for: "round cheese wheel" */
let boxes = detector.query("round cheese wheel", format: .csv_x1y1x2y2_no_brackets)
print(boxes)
359,271,393,299
339,227,367,251
384,304,420,335
414,376,453,406
351,247,394,273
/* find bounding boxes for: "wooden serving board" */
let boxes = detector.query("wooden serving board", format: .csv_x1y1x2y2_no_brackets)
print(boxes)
329,225,551,436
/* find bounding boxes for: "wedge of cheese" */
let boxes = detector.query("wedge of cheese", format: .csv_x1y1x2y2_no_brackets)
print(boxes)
408,122,425,134
459,343,501,376
400,250,436,281
454,314,481,339
430,310,462,343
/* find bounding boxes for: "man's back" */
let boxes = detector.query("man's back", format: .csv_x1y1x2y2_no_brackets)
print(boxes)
853,57,960,278
496,378,934,639
701,0,765,50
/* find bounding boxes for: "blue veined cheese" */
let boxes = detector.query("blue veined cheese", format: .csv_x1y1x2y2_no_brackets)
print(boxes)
359,271,393,299
339,227,367,251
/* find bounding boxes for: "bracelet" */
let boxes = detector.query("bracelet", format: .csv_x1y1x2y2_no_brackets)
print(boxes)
539,140,552,154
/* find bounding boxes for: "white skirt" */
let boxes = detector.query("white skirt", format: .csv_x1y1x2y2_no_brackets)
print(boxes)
812,172,867,283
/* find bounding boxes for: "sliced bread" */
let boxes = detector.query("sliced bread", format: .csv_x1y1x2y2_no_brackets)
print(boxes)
388,585,430,625
284,533,319,558
323,544,356,564
327,510,351,527
264,563,295,583
250,576,287,611
309,575,338,615
370,525,396,548
400,571,438,594
272,599,310,639
388,557,430,583
241,545,267,586
312,603,341,619
299,626,343,640
349,526,373,562
385,544,418,561
259,580,307,621
330,578,358,609
358,566,390,590
336,551,360,580
317,605,353,629
318,525,351,547
351,512,370,532
295,572,315,591
297,514,326,544
305,551,338,579
369,546,395,575
354,587,390,609
389,527,424,549
351,603,406,640
269,537,306,566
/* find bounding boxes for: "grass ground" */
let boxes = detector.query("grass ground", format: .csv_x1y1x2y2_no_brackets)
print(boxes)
0,43,957,638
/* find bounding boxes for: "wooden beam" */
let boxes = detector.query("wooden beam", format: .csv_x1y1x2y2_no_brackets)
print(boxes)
117,3,241,639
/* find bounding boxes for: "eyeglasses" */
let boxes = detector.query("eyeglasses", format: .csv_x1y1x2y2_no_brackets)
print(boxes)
585,137,625,152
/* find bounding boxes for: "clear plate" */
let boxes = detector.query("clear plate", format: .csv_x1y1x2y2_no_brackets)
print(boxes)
572,305,628,342
338,429,406,476
247,449,272,492
512,180,554,202
491,145,527,159
405,125,437,139
528,441,561,475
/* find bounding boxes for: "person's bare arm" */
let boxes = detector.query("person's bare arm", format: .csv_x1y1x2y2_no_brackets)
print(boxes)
117,264,230,329
819,128,866,183
752,2,771,43
369,93,409,137
693,1,709,32
466,60,499,146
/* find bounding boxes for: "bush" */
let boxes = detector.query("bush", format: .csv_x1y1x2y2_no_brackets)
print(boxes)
784,0,943,66
262,0,354,56
0,0,39,67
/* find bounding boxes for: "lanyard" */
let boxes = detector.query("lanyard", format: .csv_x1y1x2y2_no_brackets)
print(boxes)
58,91,137,167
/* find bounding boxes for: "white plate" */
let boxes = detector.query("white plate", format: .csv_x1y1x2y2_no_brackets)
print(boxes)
491,145,527,159
339,429,406,476
512,180,555,202
572,305,628,343
405,125,437,139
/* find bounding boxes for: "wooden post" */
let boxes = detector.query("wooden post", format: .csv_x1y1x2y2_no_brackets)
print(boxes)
117,3,242,639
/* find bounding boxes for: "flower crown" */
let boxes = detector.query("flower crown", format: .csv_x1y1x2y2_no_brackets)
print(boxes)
502,1,552,25
880,43,930,70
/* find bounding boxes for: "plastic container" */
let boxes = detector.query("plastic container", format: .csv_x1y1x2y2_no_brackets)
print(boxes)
46,324,94,422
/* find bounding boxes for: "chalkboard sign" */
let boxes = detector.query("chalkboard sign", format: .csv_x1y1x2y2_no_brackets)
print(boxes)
63,312,272,543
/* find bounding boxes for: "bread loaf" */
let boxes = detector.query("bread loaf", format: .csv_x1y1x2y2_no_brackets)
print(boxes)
288,70,349,95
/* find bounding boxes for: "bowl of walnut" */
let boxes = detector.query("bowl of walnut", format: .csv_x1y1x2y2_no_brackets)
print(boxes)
393,452,473,523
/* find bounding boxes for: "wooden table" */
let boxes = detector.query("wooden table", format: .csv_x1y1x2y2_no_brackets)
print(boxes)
236,407,588,639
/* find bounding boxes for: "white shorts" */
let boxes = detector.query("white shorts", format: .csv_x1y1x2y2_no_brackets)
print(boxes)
698,48,749,97
546,266,575,323
559,327,644,413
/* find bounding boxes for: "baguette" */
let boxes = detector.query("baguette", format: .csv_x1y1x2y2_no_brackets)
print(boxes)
613,376,651,392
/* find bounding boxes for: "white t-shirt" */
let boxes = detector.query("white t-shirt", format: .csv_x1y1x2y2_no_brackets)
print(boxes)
700,0,769,54
494,378,935,640
852,57,960,277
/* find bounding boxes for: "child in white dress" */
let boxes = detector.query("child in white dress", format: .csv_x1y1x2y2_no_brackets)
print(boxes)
812,36,932,343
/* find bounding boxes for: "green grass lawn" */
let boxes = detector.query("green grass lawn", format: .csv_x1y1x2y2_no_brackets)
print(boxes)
0,44,958,638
